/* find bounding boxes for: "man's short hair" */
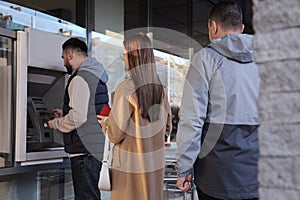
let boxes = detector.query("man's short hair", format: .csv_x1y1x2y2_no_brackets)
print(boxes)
209,1,243,31
62,37,88,56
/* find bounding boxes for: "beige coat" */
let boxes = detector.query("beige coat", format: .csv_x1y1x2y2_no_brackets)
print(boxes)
106,78,172,200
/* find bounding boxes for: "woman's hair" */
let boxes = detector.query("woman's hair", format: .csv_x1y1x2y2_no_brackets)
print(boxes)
123,33,164,122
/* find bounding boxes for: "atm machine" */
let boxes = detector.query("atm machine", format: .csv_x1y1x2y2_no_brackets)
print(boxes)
15,28,69,165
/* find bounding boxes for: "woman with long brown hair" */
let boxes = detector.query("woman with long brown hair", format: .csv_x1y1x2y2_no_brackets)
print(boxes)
102,33,172,199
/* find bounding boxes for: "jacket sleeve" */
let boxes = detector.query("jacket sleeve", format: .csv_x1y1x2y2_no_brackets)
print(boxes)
52,76,90,133
175,52,210,176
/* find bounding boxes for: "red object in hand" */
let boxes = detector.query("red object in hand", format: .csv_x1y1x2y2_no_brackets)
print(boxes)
100,105,111,116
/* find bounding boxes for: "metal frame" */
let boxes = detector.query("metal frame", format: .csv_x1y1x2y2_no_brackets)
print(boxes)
0,27,16,169
0,27,16,38
15,29,68,163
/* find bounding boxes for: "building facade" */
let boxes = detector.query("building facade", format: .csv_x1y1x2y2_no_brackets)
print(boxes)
0,0,298,199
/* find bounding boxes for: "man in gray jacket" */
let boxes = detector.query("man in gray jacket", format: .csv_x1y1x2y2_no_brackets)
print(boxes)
176,1,260,199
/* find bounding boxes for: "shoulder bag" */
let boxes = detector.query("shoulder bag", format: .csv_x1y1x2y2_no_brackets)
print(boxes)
98,134,113,191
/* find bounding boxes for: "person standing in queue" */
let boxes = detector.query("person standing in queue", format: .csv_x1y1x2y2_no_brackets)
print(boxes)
99,33,172,200
176,1,260,199
48,37,109,200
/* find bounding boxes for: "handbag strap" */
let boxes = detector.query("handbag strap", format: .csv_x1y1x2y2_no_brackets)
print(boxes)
102,134,114,168
102,135,110,163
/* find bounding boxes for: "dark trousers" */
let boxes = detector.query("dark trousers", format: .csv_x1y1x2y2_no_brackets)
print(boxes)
197,187,259,200
70,154,101,200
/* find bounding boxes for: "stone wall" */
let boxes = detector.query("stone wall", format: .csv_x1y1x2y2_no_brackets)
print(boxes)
252,0,300,199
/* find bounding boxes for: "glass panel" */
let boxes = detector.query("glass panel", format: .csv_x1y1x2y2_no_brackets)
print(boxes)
0,1,86,37
192,0,210,47
152,0,189,35
0,1,31,29
92,31,124,96
151,0,191,59
37,169,74,199
0,168,77,199
153,50,189,106
94,0,124,35
0,35,13,168
93,0,125,99
154,49,189,143
3,0,77,25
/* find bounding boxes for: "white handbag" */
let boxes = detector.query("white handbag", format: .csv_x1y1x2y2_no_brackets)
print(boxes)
98,135,113,191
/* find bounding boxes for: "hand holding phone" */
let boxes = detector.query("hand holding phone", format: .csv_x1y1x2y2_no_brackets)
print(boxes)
100,105,111,116
97,105,111,126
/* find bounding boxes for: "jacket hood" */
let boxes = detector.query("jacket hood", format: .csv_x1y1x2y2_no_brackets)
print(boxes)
79,57,108,83
208,34,254,63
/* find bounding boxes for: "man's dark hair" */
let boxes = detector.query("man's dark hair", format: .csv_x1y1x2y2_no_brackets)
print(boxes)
62,37,88,56
209,1,243,31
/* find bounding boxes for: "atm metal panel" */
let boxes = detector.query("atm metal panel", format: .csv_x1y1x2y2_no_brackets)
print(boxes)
15,29,68,164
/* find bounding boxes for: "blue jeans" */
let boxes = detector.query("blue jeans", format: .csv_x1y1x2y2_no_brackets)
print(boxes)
70,154,101,200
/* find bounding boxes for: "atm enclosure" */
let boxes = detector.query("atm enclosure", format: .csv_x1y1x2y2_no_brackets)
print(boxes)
15,28,69,165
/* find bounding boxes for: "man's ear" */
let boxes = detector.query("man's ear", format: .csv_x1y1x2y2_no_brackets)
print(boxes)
211,20,218,35
67,49,73,59
240,24,245,33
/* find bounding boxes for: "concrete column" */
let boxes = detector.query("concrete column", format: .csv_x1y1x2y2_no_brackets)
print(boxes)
252,0,300,199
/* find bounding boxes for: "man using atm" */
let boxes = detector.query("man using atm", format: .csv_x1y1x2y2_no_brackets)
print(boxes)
48,37,109,200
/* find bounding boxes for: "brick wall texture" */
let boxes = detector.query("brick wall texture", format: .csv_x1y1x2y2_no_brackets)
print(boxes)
252,0,300,199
